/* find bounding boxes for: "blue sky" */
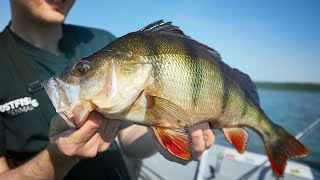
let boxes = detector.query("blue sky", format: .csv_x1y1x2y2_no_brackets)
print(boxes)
1,0,319,83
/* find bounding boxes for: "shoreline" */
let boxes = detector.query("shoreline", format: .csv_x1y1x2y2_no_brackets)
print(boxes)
255,82,320,92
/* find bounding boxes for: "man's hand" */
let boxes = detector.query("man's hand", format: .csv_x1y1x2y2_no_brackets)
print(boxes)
49,111,119,158
150,122,215,165
0,112,120,180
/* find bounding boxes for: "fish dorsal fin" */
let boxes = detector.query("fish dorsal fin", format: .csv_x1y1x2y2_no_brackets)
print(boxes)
139,20,188,38
233,68,260,105
139,20,222,61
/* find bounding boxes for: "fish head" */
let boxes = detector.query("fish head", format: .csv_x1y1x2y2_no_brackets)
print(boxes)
90,49,153,116
44,57,113,127
45,47,152,127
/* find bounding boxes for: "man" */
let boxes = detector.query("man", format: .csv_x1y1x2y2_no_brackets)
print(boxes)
0,0,215,179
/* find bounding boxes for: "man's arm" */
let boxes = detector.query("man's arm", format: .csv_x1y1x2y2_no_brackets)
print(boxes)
0,145,77,180
0,156,9,174
0,115,8,174
0,112,119,180
118,125,157,158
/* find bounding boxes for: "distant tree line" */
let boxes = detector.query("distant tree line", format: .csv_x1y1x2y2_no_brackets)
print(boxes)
254,82,320,92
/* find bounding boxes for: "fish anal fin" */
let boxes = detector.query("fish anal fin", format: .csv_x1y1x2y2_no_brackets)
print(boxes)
265,126,308,177
145,93,191,128
222,127,248,154
151,127,191,160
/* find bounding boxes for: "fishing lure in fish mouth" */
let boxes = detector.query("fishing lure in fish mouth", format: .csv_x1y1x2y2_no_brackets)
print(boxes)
45,20,308,177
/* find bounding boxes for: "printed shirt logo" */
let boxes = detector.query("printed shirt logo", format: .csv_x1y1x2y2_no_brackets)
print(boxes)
0,97,39,116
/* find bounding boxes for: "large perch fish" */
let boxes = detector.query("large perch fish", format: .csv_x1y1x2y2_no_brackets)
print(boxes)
44,20,308,177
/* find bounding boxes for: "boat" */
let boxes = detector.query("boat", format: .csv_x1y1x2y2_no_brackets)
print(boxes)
138,144,319,180
135,118,320,180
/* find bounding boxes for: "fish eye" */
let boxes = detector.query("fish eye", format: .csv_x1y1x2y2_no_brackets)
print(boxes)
77,66,87,74
73,60,91,76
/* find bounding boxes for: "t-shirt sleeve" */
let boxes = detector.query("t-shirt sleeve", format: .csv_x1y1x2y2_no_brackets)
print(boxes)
90,26,116,46
0,115,5,157
84,28,117,56
103,30,116,42
97,30,116,48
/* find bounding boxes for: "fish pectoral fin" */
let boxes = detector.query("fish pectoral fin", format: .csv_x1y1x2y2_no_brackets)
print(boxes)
150,126,191,160
145,93,191,129
222,127,249,154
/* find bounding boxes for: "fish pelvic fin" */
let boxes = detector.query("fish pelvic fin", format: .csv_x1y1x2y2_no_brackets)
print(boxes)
264,125,308,177
222,127,248,154
150,127,191,160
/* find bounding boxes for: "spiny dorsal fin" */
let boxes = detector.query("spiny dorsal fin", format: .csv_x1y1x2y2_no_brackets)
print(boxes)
139,20,222,61
139,20,188,38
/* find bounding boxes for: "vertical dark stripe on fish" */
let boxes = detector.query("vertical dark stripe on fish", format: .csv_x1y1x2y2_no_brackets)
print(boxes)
240,98,248,119
191,61,203,107
218,61,230,114
140,34,162,80
240,88,253,119
183,42,202,107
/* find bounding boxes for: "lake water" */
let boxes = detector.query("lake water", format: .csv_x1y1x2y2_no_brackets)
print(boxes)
214,88,320,169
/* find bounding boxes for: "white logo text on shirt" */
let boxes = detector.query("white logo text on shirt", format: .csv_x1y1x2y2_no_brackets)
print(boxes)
0,97,39,116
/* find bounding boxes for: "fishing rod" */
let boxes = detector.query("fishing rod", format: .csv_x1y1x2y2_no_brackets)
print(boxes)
237,117,320,180
295,118,320,140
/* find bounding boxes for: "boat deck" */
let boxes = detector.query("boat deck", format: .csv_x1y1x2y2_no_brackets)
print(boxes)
138,144,319,180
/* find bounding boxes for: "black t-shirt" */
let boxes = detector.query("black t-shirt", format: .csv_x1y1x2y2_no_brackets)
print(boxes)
0,24,131,179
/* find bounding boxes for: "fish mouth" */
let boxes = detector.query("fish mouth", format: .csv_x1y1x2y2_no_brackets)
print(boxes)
44,77,71,113
44,77,95,128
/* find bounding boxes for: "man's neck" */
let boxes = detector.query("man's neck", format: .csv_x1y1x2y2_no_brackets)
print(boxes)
10,20,63,56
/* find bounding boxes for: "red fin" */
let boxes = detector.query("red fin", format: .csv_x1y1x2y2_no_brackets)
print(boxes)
151,127,191,160
222,128,248,154
265,126,308,177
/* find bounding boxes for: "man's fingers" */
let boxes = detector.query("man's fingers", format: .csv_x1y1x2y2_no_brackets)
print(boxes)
101,118,119,142
75,133,101,158
187,122,214,160
203,128,215,149
98,141,111,152
189,127,205,160
70,112,102,143
76,116,119,157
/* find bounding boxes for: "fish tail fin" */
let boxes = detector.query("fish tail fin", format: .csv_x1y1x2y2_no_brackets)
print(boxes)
264,124,308,177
